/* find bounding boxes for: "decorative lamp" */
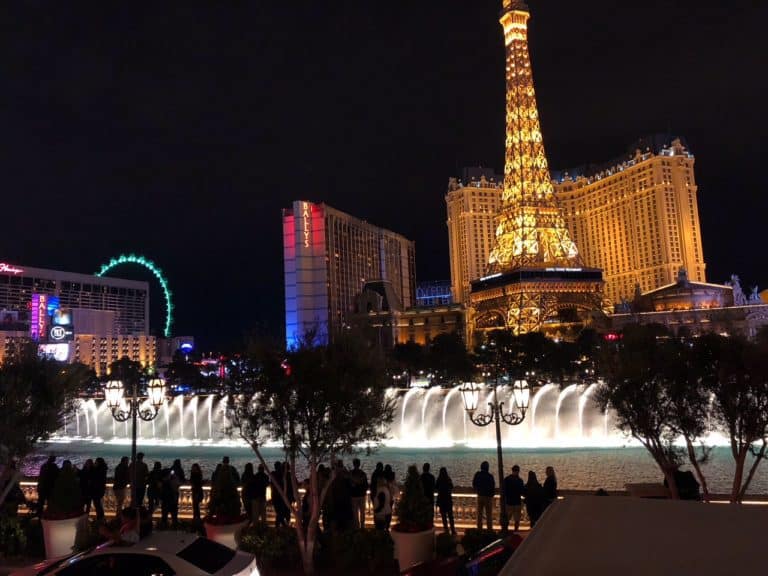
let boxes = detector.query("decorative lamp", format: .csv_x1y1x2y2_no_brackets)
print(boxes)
513,379,530,413
460,381,480,414
104,380,124,410
147,377,166,408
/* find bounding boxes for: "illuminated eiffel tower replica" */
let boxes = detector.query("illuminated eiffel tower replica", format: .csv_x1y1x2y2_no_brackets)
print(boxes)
469,0,605,342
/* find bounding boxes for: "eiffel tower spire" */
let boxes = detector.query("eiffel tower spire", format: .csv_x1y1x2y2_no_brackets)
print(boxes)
488,0,581,271
469,1,603,339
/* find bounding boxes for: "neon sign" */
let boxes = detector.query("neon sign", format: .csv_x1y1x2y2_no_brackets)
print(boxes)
302,202,311,248
30,293,48,341
0,263,23,275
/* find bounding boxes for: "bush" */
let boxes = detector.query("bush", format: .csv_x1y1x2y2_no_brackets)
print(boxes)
435,532,457,559
0,516,27,558
333,529,395,574
461,529,499,557
394,465,433,531
239,525,300,572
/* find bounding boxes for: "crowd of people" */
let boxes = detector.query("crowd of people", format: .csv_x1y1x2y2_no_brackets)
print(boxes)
36,453,188,528
33,455,562,533
473,461,559,532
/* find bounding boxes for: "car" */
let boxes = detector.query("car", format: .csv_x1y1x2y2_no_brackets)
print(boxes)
401,534,523,576
11,531,260,576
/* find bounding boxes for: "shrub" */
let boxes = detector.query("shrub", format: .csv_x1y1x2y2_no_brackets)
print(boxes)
461,529,499,557
334,528,395,574
239,525,300,571
394,465,433,532
0,516,27,558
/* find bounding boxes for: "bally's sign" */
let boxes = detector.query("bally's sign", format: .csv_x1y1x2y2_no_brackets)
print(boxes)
48,324,75,342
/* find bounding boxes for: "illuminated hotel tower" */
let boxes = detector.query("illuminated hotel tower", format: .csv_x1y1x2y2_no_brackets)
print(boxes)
555,138,706,304
282,201,416,347
446,169,503,306
469,0,603,339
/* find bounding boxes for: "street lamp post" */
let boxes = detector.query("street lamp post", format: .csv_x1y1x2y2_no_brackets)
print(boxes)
103,372,166,519
461,377,530,534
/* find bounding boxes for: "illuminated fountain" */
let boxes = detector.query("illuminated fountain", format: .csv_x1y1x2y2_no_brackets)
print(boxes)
54,383,619,448
388,382,619,448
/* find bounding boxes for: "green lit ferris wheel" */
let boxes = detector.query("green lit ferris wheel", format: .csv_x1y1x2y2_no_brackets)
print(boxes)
96,254,173,338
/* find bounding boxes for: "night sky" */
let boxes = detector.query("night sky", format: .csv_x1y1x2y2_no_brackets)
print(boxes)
3,0,766,348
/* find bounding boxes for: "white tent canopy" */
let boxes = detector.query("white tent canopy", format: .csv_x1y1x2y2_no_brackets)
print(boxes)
501,495,768,576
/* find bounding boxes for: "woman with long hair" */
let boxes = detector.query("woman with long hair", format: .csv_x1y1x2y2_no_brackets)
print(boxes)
525,470,544,528
435,467,456,535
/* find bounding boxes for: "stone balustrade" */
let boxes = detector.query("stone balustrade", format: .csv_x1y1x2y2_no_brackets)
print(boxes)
16,482,768,530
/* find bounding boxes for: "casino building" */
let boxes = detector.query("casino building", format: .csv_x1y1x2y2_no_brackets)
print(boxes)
282,201,416,347
447,138,706,312
0,260,156,373
0,262,149,335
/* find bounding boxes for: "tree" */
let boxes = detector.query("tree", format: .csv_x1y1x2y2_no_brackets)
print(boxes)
596,324,684,497
108,355,145,379
425,333,474,386
0,347,88,505
476,330,578,386
164,350,205,393
699,334,768,502
389,341,425,387
228,331,395,575
667,338,713,501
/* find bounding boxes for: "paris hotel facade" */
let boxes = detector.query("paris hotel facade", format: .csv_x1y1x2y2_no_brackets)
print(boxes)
447,137,707,308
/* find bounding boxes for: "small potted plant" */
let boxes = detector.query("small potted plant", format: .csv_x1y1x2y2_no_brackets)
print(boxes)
204,465,246,549
391,465,435,570
41,462,86,559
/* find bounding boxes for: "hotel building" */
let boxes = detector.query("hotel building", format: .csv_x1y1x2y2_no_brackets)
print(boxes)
282,201,416,347
354,280,464,348
0,261,149,335
73,334,157,377
445,169,503,306
415,280,453,307
446,139,706,310
555,138,706,305
0,260,156,372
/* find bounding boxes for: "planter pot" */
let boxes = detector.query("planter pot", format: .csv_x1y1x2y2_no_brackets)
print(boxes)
391,527,435,571
42,514,88,559
204,519,248,550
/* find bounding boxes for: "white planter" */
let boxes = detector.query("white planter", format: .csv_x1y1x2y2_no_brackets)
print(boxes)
204,519,248,550
391,527,435,571
42,514,88,559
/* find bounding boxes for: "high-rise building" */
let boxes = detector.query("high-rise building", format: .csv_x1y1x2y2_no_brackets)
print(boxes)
282,201,416,347
555,138,706,305
446,169,503,306
0,260,156,372
0,261,150,335
445,4,706,316
73,334,157,377
447,138,706,311
468,0,603,341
